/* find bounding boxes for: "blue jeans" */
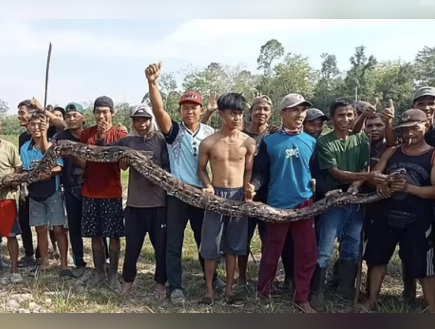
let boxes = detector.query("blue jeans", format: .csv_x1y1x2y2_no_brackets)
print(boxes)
316,205,362,268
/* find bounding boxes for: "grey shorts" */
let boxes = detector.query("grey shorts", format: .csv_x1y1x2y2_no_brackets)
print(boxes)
200,187,248,260
29,191,67,227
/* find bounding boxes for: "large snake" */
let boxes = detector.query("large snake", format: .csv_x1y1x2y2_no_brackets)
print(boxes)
0,141,405,223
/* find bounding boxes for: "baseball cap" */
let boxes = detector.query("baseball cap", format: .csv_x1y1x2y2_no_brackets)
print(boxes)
179,91,202,106
305,108,328,122
94,96,114,109
395,109,428,129
130,104,153,118
413,86,435,102
65,102,84,115
251,95,273,109
279,93,312,110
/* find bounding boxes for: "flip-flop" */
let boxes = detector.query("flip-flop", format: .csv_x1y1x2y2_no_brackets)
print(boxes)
225,295,244,308
198,297,214,308
29,265,47,275
59,269,75,278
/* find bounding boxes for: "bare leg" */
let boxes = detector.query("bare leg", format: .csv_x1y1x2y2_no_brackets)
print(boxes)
363,265,386,310
35,226,50,270
420,276,435,313
225,254,237,297
7,237,19,274
204,259,216,299
49,229,57,252
108,238,121,289
87,237,107,287
237,255,248,285
53,226,69,270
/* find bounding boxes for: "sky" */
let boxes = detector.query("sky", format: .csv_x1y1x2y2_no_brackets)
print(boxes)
1,19,435,115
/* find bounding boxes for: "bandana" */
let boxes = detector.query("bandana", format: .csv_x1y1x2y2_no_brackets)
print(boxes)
280,125,303,136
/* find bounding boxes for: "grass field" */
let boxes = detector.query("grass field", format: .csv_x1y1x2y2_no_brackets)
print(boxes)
0,134,428,313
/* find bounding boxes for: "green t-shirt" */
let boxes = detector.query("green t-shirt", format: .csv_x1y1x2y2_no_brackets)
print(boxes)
316,131,370,196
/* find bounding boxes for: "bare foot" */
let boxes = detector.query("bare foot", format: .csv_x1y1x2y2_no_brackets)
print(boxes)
298,302,317,313
357,298,378,312
154,283,166,301
120,282,133,296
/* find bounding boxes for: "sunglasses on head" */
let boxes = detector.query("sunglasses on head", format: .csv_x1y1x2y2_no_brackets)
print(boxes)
192,140,198,157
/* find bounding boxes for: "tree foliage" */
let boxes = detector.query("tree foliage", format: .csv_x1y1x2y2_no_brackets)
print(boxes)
2,40,435,134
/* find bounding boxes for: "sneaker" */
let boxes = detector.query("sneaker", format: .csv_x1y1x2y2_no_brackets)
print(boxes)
71,266,85,279
18,256,35,268
170,289,186,304
11,273,23,284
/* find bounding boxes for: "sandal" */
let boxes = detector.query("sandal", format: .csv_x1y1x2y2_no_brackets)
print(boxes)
225,295,245,308
60,269,75,278
198,297,214,308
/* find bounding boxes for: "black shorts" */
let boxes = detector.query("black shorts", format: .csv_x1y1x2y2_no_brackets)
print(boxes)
82,197,124,238
364,215,434,279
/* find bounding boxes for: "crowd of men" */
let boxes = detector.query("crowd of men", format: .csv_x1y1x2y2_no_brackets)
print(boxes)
0,61,435,313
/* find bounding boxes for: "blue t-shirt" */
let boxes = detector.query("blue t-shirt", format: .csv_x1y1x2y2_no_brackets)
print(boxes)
252,132,316,209
165,120,215,188
21,140,63,200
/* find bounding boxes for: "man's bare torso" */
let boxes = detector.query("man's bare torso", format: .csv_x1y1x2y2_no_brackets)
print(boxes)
205,131,251,188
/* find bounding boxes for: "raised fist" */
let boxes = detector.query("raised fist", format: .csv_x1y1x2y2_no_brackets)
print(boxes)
145,62,163,82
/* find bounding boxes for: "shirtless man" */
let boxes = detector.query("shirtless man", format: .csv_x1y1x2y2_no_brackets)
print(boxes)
198,93,256,307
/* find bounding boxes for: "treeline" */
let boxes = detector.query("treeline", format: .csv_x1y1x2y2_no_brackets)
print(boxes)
1,39,435,135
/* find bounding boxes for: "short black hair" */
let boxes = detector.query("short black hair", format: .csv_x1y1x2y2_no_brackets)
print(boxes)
330,97,354,117
29,110,46,122
17,99,32,109
217,93,247,112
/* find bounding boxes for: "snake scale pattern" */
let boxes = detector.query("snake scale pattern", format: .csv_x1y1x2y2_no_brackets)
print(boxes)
0,141,406,223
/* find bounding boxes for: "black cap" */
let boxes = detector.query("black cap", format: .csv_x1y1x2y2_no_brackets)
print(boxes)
94,96,114,109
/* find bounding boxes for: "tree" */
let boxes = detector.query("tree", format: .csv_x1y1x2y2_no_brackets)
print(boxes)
257,39,284,76
344,46,377,101
312,53,344,113
0,99,9,117
415,46,435,87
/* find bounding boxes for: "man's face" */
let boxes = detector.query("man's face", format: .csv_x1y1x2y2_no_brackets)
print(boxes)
18,106,30,126
401,123,428,145
65,111,84,130
251,101,272,125
303,119,325,139
52,110,64,120
280,105,307,130
365,116,385,143
179,102,203,126
94,107,113,124
413,96,435,119
219,109,243,130
332,105,355,132
28,118,42,138
133,117,152,136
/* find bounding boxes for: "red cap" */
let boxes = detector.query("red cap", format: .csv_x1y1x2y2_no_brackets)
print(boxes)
179,91,202,106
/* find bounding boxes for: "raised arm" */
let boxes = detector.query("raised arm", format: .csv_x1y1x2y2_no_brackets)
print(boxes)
201,94,218,125
197,138,214,194
145,62,173,135
380,100,399,147
31,98,66,130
